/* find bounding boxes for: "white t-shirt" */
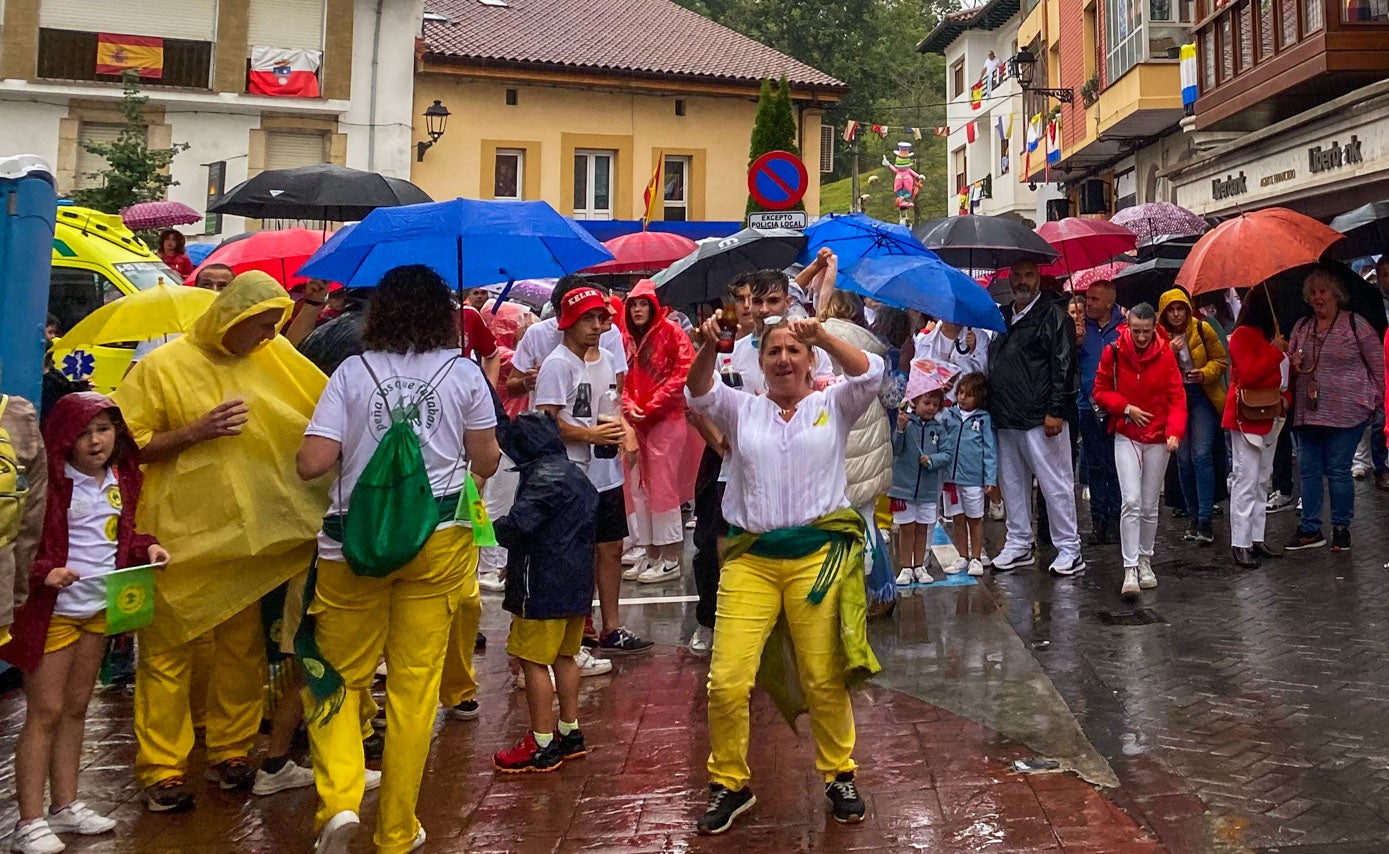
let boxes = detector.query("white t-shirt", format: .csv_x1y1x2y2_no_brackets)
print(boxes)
55,464,120,618
533,345,624,492
915,325,992,378
512,316,628,376
305,350,498,560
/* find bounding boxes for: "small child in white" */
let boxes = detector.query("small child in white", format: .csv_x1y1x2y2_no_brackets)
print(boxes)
939,372,998,576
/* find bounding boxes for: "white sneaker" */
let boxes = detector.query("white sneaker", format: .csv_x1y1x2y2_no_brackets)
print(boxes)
43,802,114,836
992,546,1035,570
575,647,613,677
979,553,992,567
364,769,381,792
895,566,915,586
1048,554,1086,576
688,625,712,656
913,565,934,584
477,570,505,593
622,556,648,581
621,547,644,566
1353,464,1371,479
409,825,427,851
1121,568,1140,597
314,810,360,854
252,761,315,796
9,820,64,854
1137,555,1157,589
987,501,1006,521
967,559,984,577
1266,490,1293,512
637,559,681,584
945,557,968,575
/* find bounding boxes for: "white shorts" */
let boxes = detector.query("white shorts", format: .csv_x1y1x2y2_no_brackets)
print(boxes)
943,484,986,519
892,501,938,526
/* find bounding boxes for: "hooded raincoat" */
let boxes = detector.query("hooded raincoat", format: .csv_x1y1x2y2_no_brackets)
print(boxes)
0,393,157,671
112,272,330,654
1157,289,1229,413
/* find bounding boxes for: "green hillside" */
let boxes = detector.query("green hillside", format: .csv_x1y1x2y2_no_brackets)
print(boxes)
819,161,948,225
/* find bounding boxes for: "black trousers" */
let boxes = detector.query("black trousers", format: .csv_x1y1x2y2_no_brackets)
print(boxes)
692,445,728,630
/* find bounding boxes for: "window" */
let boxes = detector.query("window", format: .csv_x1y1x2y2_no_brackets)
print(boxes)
40,0,215,39
1279,0,1297,45
75,123,124,191
265,131,329,170
999,139,1011,176
37,29,212,88
505,88,518,105
1201,28,1216,88
953,148,967,192
951,60,965,98
819,125,835,173
1345,0,1389,20
248,0,325,50
1104,0,1144,82
1259,0,1275,56
662,155,690,222
1304,0,1323,30
1239,3,1254,70
1219,16,1235,80
494,149,524,200
48,267,121,334
675,99,687,116
573,149,614,220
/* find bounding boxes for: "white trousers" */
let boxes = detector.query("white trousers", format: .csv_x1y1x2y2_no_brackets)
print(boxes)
1114,435,1170,569
997,424,1081,561
478,452,518,572
1230,421,1283,548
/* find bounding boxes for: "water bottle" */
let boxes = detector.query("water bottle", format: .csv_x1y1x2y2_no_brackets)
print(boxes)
594,383,620,459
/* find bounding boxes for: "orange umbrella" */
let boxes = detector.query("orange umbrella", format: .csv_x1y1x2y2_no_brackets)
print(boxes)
1175,208,1343,295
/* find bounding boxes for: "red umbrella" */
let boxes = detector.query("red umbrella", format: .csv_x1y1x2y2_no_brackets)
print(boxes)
121,200,201,230
1068,261,1132,292
584,231,699,275
1037,218,1137,277
185,227,332,288
1176,208,1343,295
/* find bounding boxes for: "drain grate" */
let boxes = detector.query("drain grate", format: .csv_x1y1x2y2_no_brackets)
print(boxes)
1095,608,1166,626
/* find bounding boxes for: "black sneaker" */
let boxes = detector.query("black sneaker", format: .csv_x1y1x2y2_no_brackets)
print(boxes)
697,784,756,835
1331,526,1351,552
144,777,195,813
598,627,655,654
449,699,480,721
475,631,487,652
1182,525,1198,542
205,757,255,790
1285,529,1326,551
362,732,385,761
825,772,867,824
1194,522,1215,545
557,729,587,759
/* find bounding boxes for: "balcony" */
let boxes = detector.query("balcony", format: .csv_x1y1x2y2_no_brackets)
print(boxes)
1192,0,1389,129
36,29,212,90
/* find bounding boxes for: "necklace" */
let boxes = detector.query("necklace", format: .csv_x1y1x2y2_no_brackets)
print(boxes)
778,403,798,419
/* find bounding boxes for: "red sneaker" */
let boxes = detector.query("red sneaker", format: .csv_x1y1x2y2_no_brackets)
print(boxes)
493,733,564,774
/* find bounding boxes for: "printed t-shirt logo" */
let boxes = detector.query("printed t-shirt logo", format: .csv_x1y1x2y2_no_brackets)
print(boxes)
369,376,444,440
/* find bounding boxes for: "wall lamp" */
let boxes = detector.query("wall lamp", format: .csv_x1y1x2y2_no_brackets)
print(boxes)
1009,49,1074,104
416,100,451,162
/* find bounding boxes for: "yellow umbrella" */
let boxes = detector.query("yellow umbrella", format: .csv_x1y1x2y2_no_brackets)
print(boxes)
56,281,215,349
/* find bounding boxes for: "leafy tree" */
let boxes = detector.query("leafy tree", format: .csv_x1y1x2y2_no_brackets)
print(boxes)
71,71,189,213
746,76,804,214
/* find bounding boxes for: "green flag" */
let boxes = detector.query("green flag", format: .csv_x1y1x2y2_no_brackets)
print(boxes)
105,563,158,634
459,472,497,548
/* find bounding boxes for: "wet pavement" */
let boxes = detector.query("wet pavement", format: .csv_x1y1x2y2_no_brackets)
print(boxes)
5,479,1389,851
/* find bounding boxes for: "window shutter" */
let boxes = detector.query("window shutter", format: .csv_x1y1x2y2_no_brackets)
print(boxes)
248,0,326,51
265,131,329,170
40,0,216,40
818,125,834,173
75,123,125,190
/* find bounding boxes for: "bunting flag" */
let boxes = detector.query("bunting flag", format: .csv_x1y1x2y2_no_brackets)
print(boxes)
248,47,321,97
909,127,923,140
1046,118,1061,166
641,154,664,227
970,82,984,110
1179,43,1198,110
934,127,950,137
843,120,860,142
996,116,1006,141
96,33,164,79
965,121,977,143
1005,114,1014,139
871,124,889,139
1026,114,1041,152
957,189,969,214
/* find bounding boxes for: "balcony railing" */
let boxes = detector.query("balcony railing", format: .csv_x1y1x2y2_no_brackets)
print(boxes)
37,29,213,89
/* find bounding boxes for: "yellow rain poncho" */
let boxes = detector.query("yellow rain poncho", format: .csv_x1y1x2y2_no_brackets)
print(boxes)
113,272,330,654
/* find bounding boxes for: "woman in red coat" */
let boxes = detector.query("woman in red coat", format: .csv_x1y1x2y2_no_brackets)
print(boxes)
1223,287,1289,568
1093,303,1186,598
619,279,694,584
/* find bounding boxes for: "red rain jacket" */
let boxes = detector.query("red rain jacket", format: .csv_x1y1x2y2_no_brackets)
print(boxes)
620,279,694,425
1222,324,1289,436
1092,325,1188,445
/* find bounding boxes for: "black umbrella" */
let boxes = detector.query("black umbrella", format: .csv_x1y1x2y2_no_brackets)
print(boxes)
208,163,433,221
913,214,1060,270
1136,233,1199,262
651,228,806,308
1328,200,1389,261
1259,260,1387,338
1112,257,1185,309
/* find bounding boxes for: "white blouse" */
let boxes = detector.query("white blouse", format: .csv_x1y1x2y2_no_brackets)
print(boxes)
690,353,885,533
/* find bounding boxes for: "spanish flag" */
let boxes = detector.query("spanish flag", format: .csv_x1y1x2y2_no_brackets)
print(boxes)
641,153,663,228
97,33,164,79
970,82,984,110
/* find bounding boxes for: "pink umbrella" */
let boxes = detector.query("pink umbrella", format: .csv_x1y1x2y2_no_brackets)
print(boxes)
1068,261,1132,292
121,200,201,230
1111,202,1207,242
1038,218,1137,276
584,231,699,274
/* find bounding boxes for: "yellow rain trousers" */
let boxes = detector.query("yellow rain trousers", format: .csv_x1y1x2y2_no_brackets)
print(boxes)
306,526,473,854
113,271,330,785
706,546,858,792
437,543,481,709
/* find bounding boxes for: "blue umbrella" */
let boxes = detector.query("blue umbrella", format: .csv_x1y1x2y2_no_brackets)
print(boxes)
298,198,613,289
798,213,931,292
840,253,1006,332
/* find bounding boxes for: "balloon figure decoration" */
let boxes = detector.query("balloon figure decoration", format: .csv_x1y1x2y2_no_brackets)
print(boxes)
883,142,926,222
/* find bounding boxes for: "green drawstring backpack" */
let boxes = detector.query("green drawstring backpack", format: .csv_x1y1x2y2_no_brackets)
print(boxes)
341,356,458,578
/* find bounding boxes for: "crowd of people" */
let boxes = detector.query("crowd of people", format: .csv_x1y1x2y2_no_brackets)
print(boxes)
1,247,1387,851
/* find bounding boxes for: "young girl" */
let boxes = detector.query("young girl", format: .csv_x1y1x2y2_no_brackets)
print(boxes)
1,393,167,854
939,372,998,577
890,388,949,585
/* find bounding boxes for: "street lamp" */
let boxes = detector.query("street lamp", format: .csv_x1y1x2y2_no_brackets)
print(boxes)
1009,48,1074,104
416,100,451,162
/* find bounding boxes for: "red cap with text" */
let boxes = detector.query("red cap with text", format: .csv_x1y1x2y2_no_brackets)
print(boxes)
558,286,609,330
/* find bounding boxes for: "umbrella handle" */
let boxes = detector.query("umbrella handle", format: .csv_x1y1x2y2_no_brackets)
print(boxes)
493,277,516,313
1263,282,1280,340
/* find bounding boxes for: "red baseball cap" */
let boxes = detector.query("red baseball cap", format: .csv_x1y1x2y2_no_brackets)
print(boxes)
557,286,609,330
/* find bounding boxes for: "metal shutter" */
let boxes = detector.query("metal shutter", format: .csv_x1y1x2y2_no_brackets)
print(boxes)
248,0,326,51
40,0,216,40
75,123,124,190
265,131,328,170
819,125,834,173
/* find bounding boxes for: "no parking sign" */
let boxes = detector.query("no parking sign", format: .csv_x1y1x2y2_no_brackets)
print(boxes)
747,151,808,211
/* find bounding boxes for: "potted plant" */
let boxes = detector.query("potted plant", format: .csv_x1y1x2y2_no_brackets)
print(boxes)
1081,76,1100,107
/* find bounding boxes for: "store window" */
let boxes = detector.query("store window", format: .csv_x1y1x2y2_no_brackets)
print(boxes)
573,150,614,220
663,155,690,222
494,149,524,200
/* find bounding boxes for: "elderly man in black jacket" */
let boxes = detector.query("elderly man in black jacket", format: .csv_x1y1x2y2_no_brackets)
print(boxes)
988,260,1085,576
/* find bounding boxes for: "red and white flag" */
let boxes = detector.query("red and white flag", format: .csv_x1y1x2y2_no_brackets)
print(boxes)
248,47,322,98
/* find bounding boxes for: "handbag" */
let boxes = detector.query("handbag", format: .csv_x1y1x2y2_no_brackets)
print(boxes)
1236,386,1285,422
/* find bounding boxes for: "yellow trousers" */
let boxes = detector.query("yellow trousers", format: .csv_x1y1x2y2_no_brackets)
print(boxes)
134,602,266,787
437,542,481,708
706,546,857,791
306,526,473,854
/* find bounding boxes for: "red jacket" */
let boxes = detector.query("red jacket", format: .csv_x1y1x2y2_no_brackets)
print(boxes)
1092,326,1188,445
0,393,157,672
620,279,694,425
1222,324,1289,436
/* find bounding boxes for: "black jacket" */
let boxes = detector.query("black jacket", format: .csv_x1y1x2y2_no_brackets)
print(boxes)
988,295,1078,430
497,413,599,621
